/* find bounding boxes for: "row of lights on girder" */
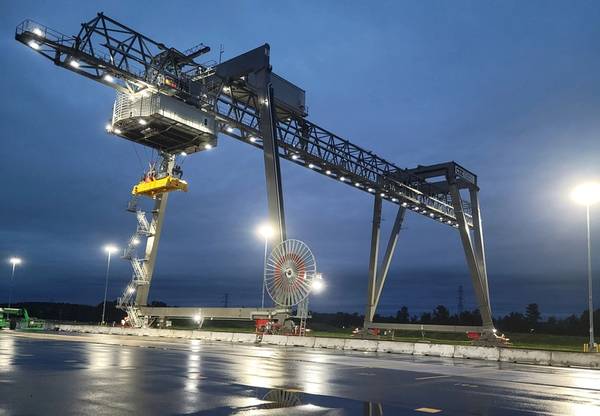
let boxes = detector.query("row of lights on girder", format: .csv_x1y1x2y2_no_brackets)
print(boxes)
290,151,459,227
176,84,459,227
218,105,459,228
27,26,123,88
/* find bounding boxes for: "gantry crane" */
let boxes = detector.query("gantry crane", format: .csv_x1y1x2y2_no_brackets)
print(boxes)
16,13,497,337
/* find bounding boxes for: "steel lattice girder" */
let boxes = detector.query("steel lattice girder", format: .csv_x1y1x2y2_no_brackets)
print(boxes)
15,15,475,227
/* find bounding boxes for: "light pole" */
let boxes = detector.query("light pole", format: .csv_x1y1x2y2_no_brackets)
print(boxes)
7,257,22,308
101,245,119,325
257,224,274,308
571,182,600,352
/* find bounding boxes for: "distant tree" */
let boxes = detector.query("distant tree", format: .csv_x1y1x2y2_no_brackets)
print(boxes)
432,305,450,324
525,303,541,328
420,312,432,324
395,306,409,323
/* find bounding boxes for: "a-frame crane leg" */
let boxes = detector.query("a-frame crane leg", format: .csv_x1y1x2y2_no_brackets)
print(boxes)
365,195,382,324
364,195,407,326
449,185,494,329
259,81,286,244
135,154,175,306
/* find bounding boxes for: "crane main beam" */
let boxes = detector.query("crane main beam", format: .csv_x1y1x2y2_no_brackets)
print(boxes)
15,15,474,227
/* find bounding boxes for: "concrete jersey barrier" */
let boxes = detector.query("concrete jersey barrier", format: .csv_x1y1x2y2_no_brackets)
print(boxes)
54,324,600,369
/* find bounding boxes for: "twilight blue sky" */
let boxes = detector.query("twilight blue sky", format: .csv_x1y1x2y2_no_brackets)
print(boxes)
2,1,600,317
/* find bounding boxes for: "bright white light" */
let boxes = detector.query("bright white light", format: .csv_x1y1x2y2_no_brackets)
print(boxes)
380,193,386,197
447,220,452,224
103,74,114,83
226,126,234,133
105,124,112,132
69,60,80,68
138,119,147,126
429,213,435,217
204,144,212,150
292,155,299,160
392,198,398,202
367,188,374,193
249,137,257,143
32,27,44,37
340,176,346,182
127,287,135,294
193,314,202,323
257,223,275,240
222,85,231,93
180,151,187,156
28,40,40,50
355,182,361,187
114,128,122,134
401,202,408,207
325,170,332,175
9,257,22,266
571,182,600,206
312,277,325,293
104,245,118,255
263,98,269,106
131,238,140,246
308,164,315,169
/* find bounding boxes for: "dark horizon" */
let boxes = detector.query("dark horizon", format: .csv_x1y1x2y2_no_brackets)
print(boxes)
3,1,600,318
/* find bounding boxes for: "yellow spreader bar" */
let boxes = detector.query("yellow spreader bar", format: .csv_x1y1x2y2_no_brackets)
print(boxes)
132,176,188,197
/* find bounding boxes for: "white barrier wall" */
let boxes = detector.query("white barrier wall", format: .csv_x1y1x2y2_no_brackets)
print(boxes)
55,324,600,369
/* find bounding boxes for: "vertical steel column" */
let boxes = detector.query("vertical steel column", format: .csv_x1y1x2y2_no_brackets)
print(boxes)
449,184,494,328
135,154,175,306
259,81,287,243
469,188,490,307
365,195,382,324
373,206,406,311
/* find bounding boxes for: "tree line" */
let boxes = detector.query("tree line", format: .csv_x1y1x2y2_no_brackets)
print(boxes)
312,303,600,336
3,301,599,336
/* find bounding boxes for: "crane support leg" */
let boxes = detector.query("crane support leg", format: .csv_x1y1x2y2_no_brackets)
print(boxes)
365,195,382,324
364,196,406,325
259,81,286,243
470,188,491,307
135,154,175,306
449,185,493,329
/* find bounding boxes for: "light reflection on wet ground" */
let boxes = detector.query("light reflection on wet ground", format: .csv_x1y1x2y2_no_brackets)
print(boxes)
0,332,599,415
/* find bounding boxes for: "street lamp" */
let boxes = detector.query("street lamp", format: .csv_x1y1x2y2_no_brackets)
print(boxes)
7,257,22,308
101,244,119,325
571,182,600,352
257,223,275,308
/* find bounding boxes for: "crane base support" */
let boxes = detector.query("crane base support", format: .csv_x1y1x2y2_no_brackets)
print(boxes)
365,322,489,333
137,306,290,321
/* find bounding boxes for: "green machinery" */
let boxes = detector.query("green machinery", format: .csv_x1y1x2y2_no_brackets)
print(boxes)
0,308,44,330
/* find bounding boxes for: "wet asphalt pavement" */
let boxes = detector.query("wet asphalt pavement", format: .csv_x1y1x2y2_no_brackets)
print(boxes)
0,331,599,415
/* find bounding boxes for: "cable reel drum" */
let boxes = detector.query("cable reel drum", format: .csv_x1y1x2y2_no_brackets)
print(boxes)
264,239,317,307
